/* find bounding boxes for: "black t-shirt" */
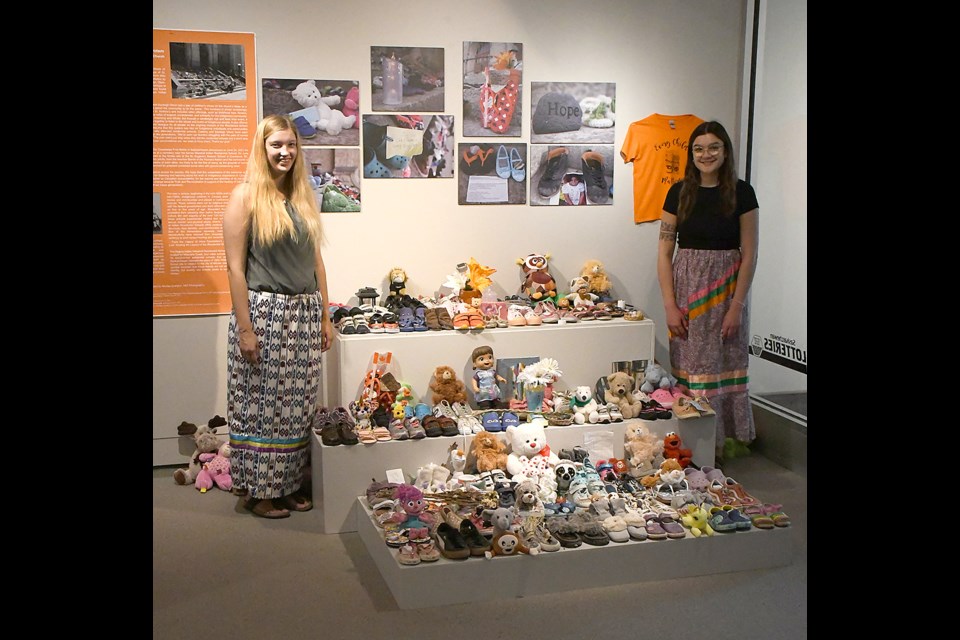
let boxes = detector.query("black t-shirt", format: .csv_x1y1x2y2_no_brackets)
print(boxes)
663,179,758,250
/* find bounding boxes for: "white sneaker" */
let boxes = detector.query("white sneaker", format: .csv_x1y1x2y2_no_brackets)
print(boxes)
507,304,528,326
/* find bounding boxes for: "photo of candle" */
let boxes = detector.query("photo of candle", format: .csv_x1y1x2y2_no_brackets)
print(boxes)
382,54,403,105
370,46,445,112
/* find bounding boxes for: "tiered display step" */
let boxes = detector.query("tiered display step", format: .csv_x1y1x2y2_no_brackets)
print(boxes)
311,415,715,534
354,497,794,609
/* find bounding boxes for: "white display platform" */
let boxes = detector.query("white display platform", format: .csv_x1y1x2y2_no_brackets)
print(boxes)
311,415,716,534
325,318,656,410
355,497,794,609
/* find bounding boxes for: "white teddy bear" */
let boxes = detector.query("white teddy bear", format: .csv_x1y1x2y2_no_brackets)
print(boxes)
505,417,560,503
290,80,356,136
569,385,600,424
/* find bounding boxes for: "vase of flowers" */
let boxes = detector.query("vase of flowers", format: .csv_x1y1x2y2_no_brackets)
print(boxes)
515,358,563,413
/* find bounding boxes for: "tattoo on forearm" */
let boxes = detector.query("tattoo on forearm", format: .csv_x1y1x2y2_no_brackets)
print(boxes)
660,221,677,242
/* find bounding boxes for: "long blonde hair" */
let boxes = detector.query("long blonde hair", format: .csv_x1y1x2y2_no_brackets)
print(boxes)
244,114,323,247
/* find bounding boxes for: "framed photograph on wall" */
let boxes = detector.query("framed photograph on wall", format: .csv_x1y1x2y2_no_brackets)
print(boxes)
362,114,455,178
370,46,445,112
530,81,615,145
304,147,361,212
462,41,523,137
457,142,526,204
529,144,613,206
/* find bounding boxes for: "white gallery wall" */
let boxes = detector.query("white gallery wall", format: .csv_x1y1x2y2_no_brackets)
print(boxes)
152,0,806,465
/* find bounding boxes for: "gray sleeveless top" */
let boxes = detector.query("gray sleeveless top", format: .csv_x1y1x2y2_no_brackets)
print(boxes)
245,201,318,295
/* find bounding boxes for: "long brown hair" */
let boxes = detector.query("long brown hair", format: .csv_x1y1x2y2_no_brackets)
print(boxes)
244,114,323,247
676,121,737,225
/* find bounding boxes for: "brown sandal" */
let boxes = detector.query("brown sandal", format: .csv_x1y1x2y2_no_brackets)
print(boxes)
248,498,290,519
278,492,313,512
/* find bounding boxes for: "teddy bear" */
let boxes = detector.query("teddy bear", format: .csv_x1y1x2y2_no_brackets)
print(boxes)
290,80,356,136
604,371,642,418
195,442,232,493
563,276,599,309
505,417,560,503
642,457,688,490
341,85,359,128
173,425,225,486
513,479,545,516
579,259,613,301
482,506,539,558
663,431,694,469
516,252,557,301
623,422,664,478
469,430,509,473
640,361,678,394
429,365,467,406
569,385,600,424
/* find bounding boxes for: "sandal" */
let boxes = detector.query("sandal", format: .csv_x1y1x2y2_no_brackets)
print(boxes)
412,308,429,332
396,543,421,565
248,498,291,519
397,307,416,333
353,315,371,334
372,424,393,442
357,426,378,444
278,491,313,512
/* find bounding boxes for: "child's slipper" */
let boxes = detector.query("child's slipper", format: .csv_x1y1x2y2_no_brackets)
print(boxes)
372,425,393,442
452,313,471,331
357,427,378,444
763,504,791,527
743,505,775,529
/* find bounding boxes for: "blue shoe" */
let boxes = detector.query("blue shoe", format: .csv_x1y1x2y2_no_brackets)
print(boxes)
495,145,511,179
502,411,519,429
397,307,415,332
414,403,431,421
482,411,502,432
364,153,392,178
293,115,317,139
509,146,525,182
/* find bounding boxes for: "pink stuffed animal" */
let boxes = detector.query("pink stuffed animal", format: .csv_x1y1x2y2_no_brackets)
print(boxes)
342,86,359,128
195,443,232,493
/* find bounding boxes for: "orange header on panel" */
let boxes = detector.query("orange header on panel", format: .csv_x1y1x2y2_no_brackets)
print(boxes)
152,29,257,317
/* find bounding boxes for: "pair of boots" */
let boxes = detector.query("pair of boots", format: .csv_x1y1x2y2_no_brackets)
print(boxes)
423,306,454,330
537,147,609,204
415,462,452,493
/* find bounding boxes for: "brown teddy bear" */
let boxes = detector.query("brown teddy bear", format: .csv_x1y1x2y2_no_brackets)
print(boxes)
604,371,641,418
429,365,467,406
468,430,509,473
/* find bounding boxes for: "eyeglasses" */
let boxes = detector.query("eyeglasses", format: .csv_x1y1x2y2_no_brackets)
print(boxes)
692,143,724,156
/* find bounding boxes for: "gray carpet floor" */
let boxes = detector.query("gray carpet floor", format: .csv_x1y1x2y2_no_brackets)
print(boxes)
153,452,806,639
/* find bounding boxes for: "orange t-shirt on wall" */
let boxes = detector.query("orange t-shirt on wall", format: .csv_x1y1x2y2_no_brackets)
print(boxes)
620,113,704,224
